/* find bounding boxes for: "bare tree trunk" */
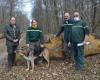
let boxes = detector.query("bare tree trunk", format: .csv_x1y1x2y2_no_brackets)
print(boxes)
91,0,97,32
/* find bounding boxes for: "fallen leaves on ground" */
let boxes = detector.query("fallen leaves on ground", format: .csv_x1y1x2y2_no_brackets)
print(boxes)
0,54,100,80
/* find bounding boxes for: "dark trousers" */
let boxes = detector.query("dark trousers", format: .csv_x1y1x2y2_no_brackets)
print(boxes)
72,42,84,70
7,45,18,67
64,41,73,59
29,41,40,56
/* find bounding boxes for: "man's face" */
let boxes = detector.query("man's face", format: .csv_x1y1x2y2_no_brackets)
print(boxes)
10,17,16,25
74,12,80,18
73,12,80,21
64,13,70,20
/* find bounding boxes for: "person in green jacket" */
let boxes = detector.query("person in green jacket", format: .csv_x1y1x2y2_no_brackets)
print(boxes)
56,12,73,60
72,12,89,72
26,19,44,62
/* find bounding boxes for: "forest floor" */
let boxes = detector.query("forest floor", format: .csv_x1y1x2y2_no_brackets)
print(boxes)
0,53,100,80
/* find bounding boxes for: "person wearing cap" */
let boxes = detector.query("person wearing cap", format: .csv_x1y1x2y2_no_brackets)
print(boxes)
26,19,44,63
72,12,89,71
56,13,73,60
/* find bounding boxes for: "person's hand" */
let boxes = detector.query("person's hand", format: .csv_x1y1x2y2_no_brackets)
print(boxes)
68,42,71,47
40,44,44,47
20,53,24,56
27,44,29,47
54,34,57,37
83,35,89,45
13,39,18,42
84,42,90,45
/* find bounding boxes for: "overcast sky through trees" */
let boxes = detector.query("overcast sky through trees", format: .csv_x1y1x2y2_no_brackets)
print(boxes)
18,0,33,20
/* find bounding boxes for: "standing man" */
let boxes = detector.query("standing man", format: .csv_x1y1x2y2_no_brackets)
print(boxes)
56,13,73,60
4,17,21,71
26,19,44,66
72,12,89,72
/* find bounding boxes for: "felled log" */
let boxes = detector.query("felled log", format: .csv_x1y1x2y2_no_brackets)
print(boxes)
84,34,100,56
44,35,100,57
15,37,64,65
44,37,64,58
15,34,100,65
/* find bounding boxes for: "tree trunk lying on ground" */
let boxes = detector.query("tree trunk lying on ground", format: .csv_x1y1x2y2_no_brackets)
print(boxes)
84,34,100,56
43,34,100,57
15,34,100,65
